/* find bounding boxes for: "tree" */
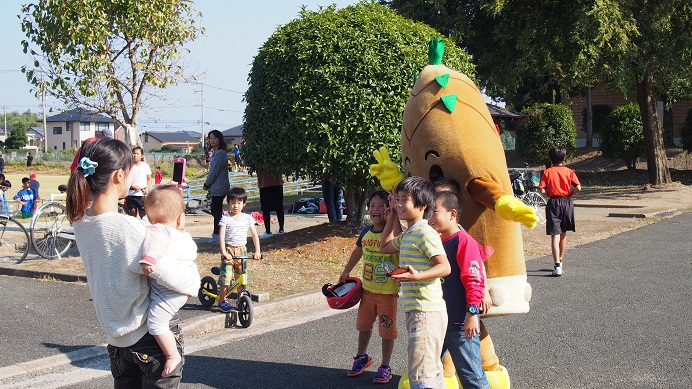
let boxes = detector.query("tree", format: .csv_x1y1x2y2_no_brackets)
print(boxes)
384,0,692,185
20,0,203,146
6,121,29,150
243,2,474,224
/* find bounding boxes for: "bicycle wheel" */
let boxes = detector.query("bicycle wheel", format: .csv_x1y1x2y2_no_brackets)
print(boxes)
198,276,219,307
0,217,31,264
237,292,253,328
31,202,73,259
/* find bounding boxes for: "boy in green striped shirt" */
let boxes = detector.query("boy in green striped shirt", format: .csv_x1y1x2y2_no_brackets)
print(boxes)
381,176,451,389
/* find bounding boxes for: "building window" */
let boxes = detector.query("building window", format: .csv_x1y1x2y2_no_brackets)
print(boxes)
96,122,109,132
62,142,66,150
53,127,62,134
66,122,71,131
80,122,90,131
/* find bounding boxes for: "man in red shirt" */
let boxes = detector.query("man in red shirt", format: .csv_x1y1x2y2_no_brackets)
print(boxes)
538,146,581,277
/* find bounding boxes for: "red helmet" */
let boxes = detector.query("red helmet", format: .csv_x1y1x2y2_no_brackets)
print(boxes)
322,277,363,309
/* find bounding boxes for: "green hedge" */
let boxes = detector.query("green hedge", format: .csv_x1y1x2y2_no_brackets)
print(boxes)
517,103,576,165
600,103,644,169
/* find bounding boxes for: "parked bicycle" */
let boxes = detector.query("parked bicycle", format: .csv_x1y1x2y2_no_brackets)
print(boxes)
0,211,31,264
510,168,548,208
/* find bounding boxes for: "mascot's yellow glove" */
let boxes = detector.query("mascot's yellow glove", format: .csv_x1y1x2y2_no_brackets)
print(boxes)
369,147,405,191
495,195,539,230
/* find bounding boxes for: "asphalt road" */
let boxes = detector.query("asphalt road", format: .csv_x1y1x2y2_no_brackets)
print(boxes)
2,212,691,388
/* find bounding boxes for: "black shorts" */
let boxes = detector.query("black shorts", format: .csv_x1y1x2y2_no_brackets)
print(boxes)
545,196,575,235
259,186,284,212
127,196,146,211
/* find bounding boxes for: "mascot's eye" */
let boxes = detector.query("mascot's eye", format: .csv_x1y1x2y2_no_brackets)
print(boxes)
429,165,444,182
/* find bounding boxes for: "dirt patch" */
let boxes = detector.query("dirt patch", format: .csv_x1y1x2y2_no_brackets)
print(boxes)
8,149,692,299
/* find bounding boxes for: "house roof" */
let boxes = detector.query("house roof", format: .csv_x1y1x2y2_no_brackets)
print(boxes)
47,108,114,123
183,130,202,139
486,104,525,119
143,131,201,143
222,125,243,137
27,127,45,137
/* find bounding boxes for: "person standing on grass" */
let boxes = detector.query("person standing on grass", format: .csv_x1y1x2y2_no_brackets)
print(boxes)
29,173,40,212
154,166,163,185
203,130,230,244
126,147,152,218
0,154,5,174
14,177,36,218
538,145,581,277
322,176,343,223
339,190,402,384
257,172,285,239
67,139,198,387
26,152,34,167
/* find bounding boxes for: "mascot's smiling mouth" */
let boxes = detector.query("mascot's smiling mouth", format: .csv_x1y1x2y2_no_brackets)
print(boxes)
429,165,444,182
424,149,444,182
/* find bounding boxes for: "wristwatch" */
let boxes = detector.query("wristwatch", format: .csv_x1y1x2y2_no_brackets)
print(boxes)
467,305,479,315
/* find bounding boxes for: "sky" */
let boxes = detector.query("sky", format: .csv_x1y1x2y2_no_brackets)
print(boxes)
0,1,359,133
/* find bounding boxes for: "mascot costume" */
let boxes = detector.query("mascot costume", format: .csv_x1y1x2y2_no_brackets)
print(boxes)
370,38,538,389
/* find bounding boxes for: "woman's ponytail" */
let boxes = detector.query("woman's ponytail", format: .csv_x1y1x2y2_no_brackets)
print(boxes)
66,139,133,223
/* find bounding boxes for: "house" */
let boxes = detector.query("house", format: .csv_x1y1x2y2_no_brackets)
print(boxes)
0,125,45,150
26,127,45,150
222,125,244,147
140,131,201,153
567,86,691,147
45,108,115,150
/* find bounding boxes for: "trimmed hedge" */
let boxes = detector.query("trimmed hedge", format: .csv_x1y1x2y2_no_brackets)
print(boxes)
517,103,576,165
600,103,644,169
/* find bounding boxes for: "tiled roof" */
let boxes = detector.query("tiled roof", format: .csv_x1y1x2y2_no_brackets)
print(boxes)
222,125,243,137
46,108,114,123
143,131,200,143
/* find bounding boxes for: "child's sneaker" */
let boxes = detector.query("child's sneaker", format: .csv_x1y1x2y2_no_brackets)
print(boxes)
346,354,373,377
217,300,233,312
373,365,392,384
259,232,273,239
552,263,563,277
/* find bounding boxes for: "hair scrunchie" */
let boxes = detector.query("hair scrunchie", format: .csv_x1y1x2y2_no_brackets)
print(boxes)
78,157,99,177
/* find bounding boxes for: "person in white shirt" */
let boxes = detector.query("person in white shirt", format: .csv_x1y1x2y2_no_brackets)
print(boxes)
126,146,152,218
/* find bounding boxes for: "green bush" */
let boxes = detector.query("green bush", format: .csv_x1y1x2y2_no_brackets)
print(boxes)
600,103,645,169
681,107,692,152
516,103,576,164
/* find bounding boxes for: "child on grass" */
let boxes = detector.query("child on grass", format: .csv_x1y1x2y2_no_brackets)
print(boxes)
139,185,200,377
380,176,451,389
538,146,581,276
14,177,36,218
339,190,402,384
216,187,262,312
429,190,490,389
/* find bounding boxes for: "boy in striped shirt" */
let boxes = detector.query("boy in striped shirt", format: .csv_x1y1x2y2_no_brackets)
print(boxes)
381,176,451,389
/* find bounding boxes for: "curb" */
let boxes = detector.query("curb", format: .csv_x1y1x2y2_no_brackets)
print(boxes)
0,289,325,383
0,263,87,283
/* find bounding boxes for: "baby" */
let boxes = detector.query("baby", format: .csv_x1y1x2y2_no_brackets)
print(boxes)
140,186,199,377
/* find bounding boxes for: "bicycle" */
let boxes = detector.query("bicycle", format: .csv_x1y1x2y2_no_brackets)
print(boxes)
29,185,127,260
198,255,257,328
0,211,31,264
511,168,548,208
30,185,74,260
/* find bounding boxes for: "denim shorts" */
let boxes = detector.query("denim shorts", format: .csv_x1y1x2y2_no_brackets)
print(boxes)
107,315,184,388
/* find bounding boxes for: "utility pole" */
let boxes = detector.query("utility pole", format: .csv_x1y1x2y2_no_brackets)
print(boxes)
200,83,205,150
42,71,48,152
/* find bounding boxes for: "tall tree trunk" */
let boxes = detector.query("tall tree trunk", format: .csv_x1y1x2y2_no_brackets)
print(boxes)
345,186,367,228
635,69,671,185
585,87,593,149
